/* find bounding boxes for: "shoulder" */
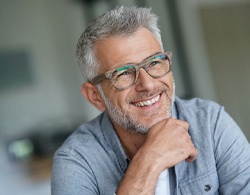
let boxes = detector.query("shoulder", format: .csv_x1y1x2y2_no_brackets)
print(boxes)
55,113,105,158
175,96,221,112
174,96,223,124
51,113,111,194
174,97,246,152
52,112,124,194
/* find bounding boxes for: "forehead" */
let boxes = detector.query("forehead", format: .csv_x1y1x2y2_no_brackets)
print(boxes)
94,28,163,72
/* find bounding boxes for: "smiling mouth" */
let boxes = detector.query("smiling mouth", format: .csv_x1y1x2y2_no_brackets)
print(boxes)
133,94,160,107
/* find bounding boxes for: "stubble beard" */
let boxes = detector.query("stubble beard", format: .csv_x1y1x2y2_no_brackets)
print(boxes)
97,82,175,135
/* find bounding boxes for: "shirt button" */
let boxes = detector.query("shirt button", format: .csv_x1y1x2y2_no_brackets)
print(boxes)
204,184,211,192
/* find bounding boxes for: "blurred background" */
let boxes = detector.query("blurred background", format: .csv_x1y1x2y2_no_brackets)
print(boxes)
0,0,249,194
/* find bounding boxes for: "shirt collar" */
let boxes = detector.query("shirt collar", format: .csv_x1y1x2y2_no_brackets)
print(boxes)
172,98,178,119
101,112,129,172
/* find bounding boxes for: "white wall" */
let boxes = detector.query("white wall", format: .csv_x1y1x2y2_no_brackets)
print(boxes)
0,0,101,139
199,2,250,139
0,1,100,194
175,0,250,140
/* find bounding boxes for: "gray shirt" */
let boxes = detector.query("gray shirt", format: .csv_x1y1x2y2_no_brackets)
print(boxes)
51,97,250,194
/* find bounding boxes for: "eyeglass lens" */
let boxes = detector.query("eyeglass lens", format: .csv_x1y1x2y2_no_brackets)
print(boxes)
111,54,170,90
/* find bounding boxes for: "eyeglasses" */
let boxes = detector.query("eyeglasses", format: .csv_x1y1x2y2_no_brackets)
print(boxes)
90,51,172,90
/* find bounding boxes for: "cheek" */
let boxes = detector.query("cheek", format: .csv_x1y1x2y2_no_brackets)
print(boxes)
111,90,131,108
101,84,125,105
114,94,128,107
162,74,174,89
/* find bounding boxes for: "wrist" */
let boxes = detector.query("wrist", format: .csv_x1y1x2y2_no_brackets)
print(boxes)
117,148,163,194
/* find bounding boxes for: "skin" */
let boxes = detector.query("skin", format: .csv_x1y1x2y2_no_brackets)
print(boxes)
81,27,198,194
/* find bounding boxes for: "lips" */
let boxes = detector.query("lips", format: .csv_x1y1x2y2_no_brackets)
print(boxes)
133,95,160,107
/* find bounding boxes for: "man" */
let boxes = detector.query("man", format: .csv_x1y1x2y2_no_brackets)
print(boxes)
51,6,250,194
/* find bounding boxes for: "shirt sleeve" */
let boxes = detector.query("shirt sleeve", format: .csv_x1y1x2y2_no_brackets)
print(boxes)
213,106,250,194
51,148,98,195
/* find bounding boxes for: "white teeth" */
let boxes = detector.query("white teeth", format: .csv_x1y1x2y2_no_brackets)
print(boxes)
134,95,160,107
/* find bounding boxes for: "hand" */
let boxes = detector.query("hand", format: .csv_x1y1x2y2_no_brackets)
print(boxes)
116,118,198,194
139,117,198,170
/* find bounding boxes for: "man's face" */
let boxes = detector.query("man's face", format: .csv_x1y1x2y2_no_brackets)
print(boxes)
94,28,175,134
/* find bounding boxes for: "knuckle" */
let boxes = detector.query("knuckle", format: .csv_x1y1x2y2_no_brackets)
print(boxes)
180,120,189,130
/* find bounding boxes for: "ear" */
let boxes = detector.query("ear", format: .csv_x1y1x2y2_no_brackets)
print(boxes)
81,82,106,111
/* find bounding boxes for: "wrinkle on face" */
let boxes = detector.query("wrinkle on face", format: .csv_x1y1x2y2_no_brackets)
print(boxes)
94,28,175,134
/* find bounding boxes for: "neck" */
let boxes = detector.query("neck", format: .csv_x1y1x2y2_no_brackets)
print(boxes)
113,122,146,160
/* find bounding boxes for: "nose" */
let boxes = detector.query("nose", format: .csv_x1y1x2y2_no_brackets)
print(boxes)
134,68,156,92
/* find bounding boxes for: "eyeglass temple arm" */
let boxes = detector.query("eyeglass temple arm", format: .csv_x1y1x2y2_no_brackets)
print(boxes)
166,51,172,59
90,73,106,84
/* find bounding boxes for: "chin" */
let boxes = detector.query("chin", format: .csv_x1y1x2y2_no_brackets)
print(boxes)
128,113,169,134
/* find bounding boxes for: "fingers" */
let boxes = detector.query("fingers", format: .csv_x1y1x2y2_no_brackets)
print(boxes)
145,117,198,168
184,134,198,163
169,118,198,163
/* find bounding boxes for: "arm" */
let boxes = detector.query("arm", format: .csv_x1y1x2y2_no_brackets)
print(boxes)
214,108,250,194
116,118,198,194
51,148,98,195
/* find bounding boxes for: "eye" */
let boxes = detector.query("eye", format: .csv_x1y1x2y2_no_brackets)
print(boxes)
112,65,135,79
117,69,134,77
149,60,161,67
148,54,167,67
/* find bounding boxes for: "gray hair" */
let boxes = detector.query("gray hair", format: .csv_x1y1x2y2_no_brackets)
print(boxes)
76,6,163,82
